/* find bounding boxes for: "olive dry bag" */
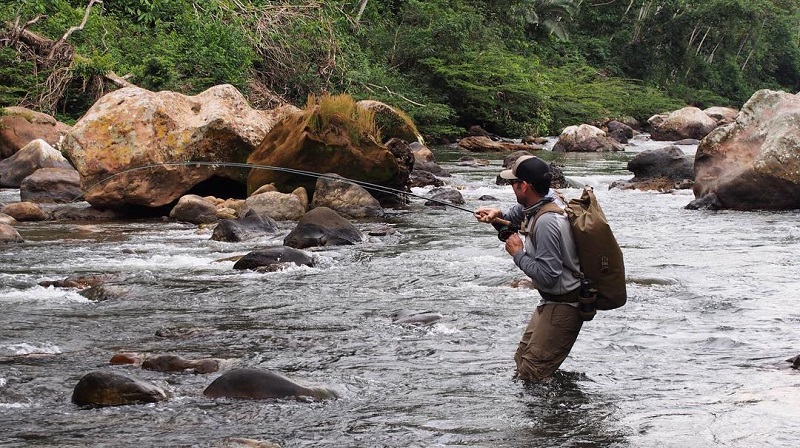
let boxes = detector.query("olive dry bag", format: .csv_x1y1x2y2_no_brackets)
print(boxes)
535,187,627,310
565,187,626,310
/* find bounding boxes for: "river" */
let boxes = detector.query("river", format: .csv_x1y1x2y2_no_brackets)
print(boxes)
1,135,798,447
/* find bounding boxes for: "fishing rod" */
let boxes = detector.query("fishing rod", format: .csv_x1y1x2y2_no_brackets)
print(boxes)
74,161,482,212
76,160,517,239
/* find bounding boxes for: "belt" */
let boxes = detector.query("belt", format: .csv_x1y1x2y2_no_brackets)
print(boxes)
538,288,580,303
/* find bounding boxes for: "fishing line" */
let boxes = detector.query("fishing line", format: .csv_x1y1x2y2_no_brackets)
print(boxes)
73,161,479,214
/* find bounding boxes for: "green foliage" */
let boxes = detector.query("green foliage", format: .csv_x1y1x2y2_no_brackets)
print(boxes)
138,56,178,91
512,0,581,41
306,93,381,145
169,16,255,92
542,64,685,132
104,0,158,27
421,50,551,137
0,47,37,107
72,52,115,79
571,0,800,106
1,0,799,140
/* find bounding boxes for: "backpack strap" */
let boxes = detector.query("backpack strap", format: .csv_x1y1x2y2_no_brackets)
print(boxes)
520,202,562,238
529,202,564,230
527,202,585,281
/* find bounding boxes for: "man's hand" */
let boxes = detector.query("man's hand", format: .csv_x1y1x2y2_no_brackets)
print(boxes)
505,233,523,256
474,207,501,223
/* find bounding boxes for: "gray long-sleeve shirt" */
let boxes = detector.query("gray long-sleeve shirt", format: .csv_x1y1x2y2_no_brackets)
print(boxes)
504,202,582,300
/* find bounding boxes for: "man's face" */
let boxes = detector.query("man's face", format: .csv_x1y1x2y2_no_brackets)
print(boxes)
510,180,526,204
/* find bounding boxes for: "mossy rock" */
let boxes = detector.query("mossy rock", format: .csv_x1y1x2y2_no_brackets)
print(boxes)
247,95,409,206
357,100,421,144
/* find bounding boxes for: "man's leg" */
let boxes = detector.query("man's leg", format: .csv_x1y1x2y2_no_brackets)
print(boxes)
515,304,583,381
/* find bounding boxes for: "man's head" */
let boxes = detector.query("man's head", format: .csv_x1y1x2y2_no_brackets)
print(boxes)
500,155,552,196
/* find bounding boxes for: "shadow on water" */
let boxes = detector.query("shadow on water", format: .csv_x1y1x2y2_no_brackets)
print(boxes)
507,371,629,447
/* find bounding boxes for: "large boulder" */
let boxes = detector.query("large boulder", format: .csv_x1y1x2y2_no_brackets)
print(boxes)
649,106,718,141
552,124,624,152
0,107,70,159
243,186,308,221
284,206,362,249
19,167,82,203
62,85,280,211
704,106,739,126
612,146,694,191
688,89,800,210
0,139,73,187
247,95,411,208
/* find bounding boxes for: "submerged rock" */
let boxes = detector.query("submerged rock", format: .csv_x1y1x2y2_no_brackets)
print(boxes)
218,438,281,448
39,274,114,289
203,368,337,401
0,223,23,243
211,210,278,242
283,207,362,249
71,371,167,407
232,246,315,272
142,354,222,374
392,310,443,325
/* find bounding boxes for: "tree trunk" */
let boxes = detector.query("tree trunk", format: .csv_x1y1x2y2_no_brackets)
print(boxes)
355,0,369,23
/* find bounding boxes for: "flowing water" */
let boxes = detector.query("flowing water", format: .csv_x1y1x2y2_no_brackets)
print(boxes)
1,135,799,447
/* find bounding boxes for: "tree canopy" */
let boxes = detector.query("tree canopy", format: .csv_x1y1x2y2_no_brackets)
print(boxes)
1,0,798,140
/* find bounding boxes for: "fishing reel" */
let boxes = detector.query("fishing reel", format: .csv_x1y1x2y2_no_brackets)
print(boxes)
493,219,520,242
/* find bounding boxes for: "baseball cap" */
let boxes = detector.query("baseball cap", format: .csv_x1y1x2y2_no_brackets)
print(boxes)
499,155,552,195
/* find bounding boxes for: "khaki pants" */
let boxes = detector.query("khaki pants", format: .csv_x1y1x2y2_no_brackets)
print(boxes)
514,303,583,381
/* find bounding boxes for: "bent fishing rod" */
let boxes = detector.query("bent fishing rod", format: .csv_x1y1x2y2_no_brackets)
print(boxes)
76,161,517,237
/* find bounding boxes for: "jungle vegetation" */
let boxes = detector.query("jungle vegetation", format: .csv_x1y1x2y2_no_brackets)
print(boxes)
1,0,799,141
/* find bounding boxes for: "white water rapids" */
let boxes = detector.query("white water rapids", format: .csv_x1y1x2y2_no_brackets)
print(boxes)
1,135,798,447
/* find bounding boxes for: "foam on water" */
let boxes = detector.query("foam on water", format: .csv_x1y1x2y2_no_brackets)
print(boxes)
0,403,29,409
0,286,90,304
0,341,62,357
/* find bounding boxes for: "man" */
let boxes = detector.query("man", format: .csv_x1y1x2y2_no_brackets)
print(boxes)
475,155,583,381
